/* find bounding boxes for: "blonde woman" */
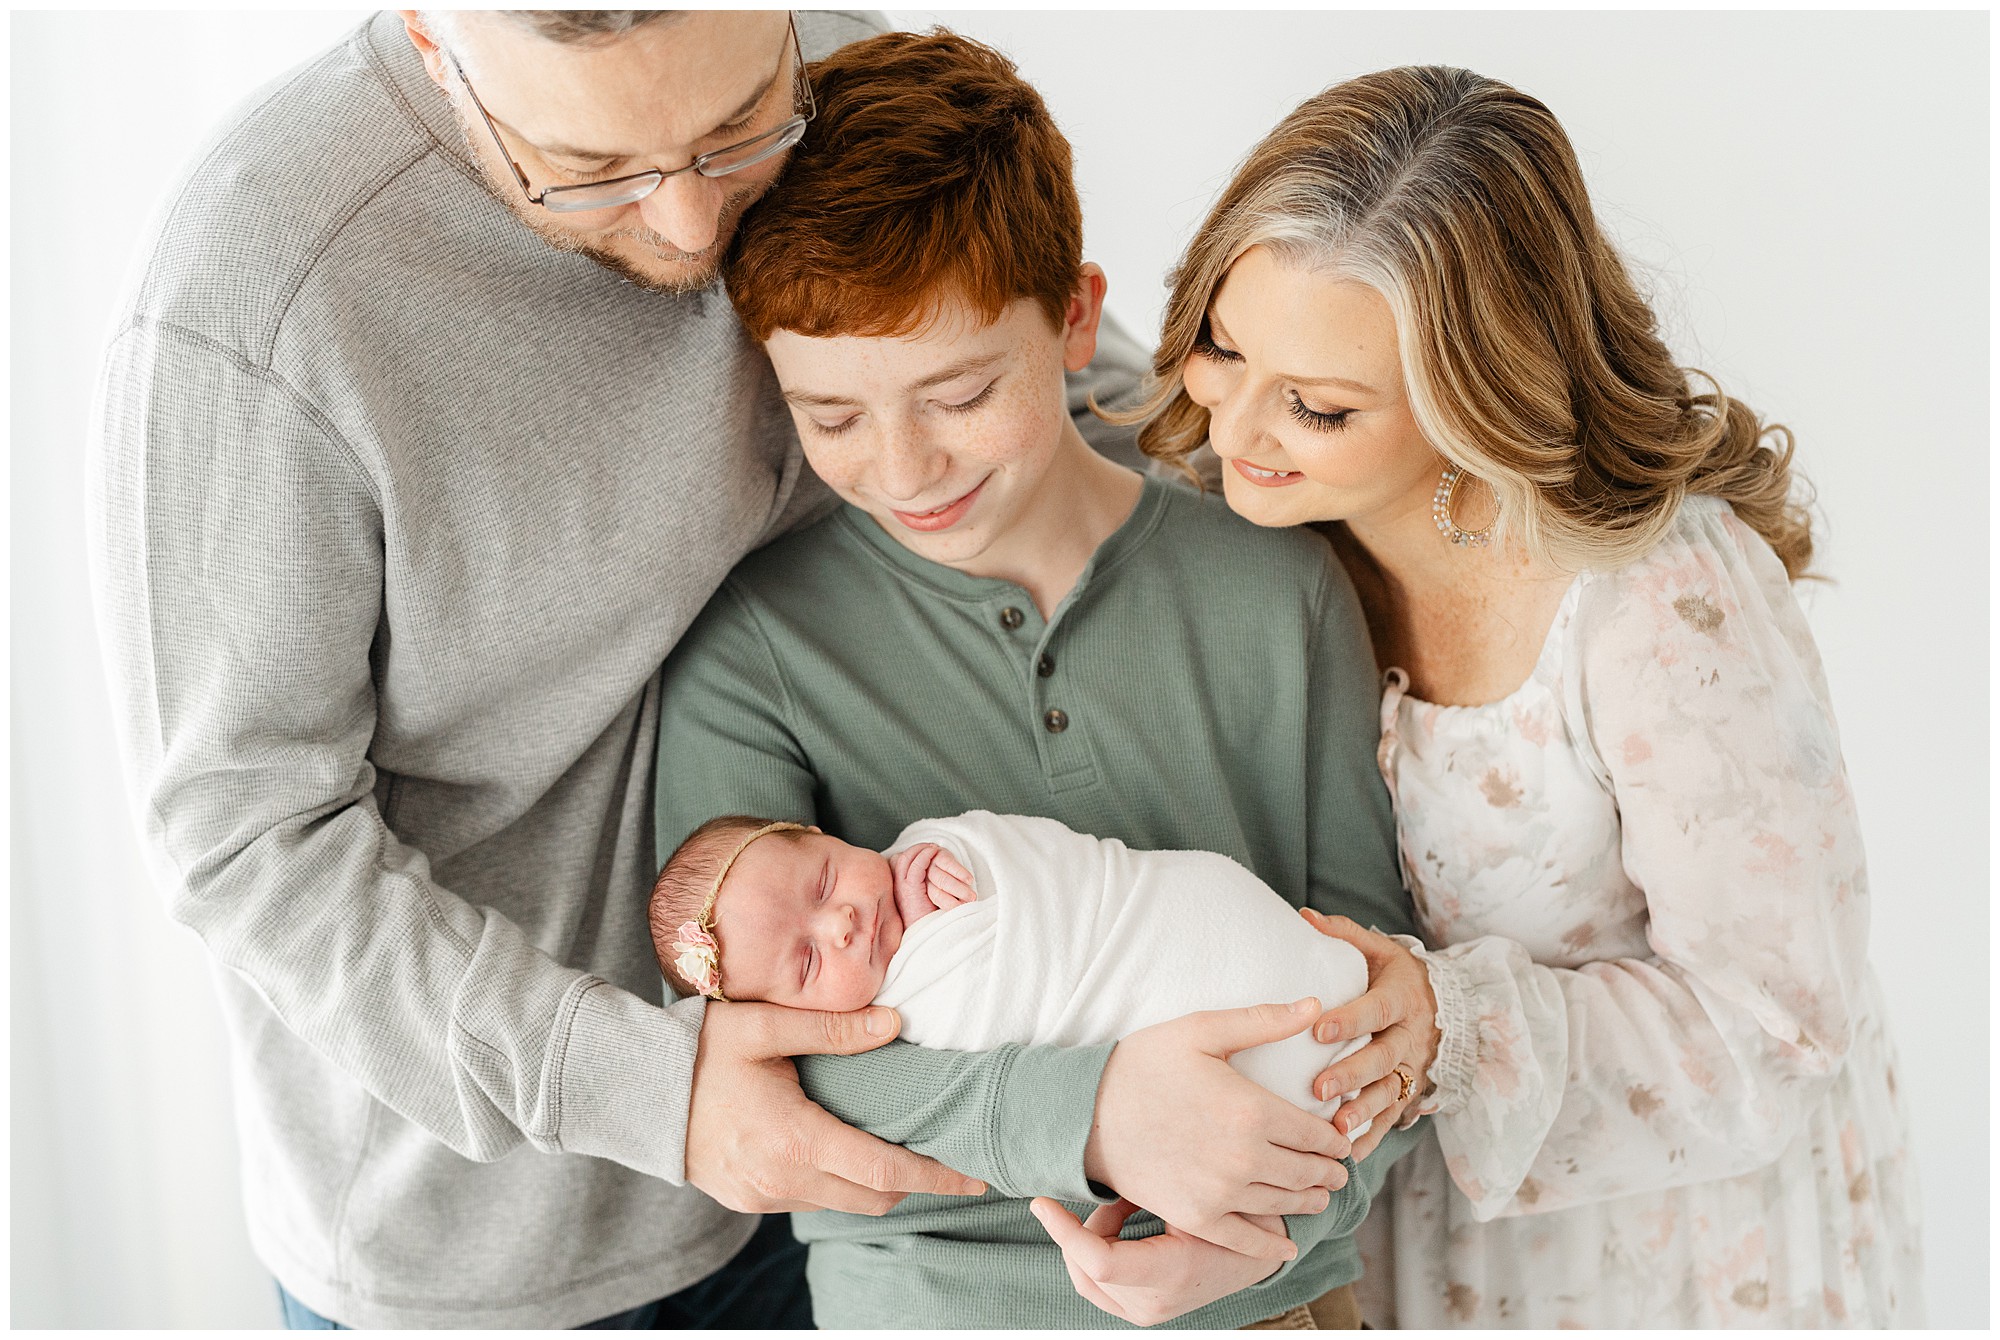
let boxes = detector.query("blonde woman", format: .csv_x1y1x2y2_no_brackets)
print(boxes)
1128,66,1923,1326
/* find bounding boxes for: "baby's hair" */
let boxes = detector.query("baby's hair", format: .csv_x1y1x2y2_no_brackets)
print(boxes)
649,815,805,997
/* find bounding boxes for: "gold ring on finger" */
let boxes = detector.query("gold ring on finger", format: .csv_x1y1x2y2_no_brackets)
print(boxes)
1391,1063,1415,1102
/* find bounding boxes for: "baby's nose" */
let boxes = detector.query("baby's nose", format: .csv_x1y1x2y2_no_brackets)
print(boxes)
819,902,857,947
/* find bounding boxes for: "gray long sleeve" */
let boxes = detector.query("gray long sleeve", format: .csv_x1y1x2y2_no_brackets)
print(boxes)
89,323,704,1178
81,11,888,1328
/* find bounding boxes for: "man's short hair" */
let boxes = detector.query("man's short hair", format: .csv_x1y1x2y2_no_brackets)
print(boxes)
500,10,685,46
726,29,1083,341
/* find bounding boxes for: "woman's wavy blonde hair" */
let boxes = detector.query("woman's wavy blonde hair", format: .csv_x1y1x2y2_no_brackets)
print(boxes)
1127,65,1815,578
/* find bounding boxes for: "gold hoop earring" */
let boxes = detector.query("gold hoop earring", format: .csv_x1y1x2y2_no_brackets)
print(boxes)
1432,463,1493,548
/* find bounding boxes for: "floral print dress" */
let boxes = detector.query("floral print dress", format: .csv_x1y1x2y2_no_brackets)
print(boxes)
1363,496,1923,1327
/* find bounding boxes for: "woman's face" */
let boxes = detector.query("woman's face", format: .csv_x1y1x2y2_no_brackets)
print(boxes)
1182,244,1441,531
762,272,1101,572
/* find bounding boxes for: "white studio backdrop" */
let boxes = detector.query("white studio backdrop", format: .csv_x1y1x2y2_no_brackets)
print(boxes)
9,9,1987,1329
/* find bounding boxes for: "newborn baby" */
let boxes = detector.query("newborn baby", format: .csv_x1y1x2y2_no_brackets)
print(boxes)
648,810,1370,1120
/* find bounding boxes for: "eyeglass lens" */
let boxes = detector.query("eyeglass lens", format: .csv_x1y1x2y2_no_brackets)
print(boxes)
537,118,808,213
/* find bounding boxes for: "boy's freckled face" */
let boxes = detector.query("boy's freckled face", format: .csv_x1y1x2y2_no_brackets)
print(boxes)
762,295,1076,570
710,832,903,1011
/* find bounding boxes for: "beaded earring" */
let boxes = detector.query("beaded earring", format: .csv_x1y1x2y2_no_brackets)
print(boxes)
1432,463,1494,547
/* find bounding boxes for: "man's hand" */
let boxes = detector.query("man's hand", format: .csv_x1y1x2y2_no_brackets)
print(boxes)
685,1000,987,1214
1084,999,1352,1260
1029,1196,1284,1327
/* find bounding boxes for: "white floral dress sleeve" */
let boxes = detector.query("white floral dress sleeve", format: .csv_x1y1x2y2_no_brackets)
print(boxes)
1408,499,1872,1220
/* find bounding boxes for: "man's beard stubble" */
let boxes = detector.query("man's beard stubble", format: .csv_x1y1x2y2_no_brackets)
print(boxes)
453,110,767,297
515,181,765,296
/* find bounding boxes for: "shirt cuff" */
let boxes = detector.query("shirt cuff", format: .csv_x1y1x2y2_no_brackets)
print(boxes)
992,1042,1117,1203
552,980,705,1183
1397,935,1477,1117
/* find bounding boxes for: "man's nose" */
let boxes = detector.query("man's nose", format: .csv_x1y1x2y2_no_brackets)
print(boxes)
635,171,726,255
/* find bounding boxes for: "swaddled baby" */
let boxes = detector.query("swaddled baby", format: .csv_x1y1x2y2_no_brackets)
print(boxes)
650,810,1370,1121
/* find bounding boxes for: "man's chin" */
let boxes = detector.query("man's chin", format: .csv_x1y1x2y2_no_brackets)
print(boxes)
535,225,723,296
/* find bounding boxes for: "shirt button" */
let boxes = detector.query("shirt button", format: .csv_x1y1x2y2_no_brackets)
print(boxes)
999,607,1024,631
1036,653,1056,678
1043,707,1069,733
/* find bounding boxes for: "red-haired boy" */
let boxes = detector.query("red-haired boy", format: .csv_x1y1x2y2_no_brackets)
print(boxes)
656,28,1417,1330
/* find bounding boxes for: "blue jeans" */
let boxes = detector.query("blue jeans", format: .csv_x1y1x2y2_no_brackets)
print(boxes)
277,1213,812,1329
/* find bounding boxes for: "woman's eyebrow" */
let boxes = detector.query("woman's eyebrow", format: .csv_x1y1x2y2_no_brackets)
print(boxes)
1209,306,1378,395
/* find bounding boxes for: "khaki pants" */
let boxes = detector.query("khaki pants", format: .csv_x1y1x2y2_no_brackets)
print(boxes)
1241,1283,1363,1330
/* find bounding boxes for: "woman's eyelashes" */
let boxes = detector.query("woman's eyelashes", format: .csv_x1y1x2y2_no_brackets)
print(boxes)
1191,325,1242,362
1287,393,1353,433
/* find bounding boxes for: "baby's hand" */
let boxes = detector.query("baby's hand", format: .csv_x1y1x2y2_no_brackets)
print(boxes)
922,848,975,909
888,842,976,928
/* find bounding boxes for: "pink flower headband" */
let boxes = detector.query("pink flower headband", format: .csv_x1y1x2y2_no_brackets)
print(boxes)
671,820,809,1001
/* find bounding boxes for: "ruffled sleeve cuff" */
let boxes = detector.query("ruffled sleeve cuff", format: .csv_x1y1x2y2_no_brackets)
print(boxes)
1396,934,1478,1118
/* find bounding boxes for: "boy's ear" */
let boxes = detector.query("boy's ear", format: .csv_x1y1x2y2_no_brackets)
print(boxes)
1061,262,1110,374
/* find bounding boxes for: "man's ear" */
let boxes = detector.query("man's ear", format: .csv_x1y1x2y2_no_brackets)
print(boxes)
1061,261,1110,375
399,10,453,89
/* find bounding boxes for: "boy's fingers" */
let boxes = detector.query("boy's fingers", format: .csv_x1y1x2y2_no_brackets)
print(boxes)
1183,1211,1297,1261
1029,1198,1117,1278
1081,1197,1140,1238
1185,998,1321,1058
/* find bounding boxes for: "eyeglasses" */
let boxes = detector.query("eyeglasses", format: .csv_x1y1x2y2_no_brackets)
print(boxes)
447,14,815,215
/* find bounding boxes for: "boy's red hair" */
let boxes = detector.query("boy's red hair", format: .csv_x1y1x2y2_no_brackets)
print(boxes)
725,29,1082,341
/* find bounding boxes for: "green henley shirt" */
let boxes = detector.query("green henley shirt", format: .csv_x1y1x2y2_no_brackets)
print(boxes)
654,475,1419,1328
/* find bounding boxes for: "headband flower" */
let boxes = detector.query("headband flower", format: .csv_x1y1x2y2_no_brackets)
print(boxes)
671,921,722,999
674,820,809,1001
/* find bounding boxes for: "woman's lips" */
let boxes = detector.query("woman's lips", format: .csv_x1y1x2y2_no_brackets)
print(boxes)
891,477,987,532
1232,459,1306,488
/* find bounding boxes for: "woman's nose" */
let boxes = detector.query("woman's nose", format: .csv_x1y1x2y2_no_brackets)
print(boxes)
1185,362,1252,458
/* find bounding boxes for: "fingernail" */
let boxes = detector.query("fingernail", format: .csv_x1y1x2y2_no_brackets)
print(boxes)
1290,998,1317,1016
864,1007,894,1036
1316,1022,1339,1044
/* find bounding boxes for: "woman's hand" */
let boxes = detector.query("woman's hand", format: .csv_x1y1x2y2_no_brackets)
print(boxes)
1084,999,1351,1260
1029,1196,1284,1327
1303,909,1442,1156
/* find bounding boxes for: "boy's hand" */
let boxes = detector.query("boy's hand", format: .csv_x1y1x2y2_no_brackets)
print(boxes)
1029,1196,1284,1326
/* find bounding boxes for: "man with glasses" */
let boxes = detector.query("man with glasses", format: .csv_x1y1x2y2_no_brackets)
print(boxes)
86,8,1146,1330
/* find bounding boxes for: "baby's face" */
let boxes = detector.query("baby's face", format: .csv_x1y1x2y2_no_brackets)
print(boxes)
710,831,904,1011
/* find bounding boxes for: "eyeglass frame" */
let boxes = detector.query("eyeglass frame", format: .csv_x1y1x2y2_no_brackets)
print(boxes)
445,13,815,214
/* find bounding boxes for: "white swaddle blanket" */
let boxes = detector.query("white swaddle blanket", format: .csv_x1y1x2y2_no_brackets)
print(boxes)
876,811,1371,1120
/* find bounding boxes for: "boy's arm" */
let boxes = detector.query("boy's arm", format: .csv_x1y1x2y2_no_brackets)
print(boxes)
1303,546,1414,936
656,587,1117,1200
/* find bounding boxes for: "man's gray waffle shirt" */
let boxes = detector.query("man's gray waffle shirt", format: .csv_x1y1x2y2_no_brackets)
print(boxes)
85,11,1146,1328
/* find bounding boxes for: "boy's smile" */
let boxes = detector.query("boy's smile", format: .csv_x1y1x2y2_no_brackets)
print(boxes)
759,270,1131,614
